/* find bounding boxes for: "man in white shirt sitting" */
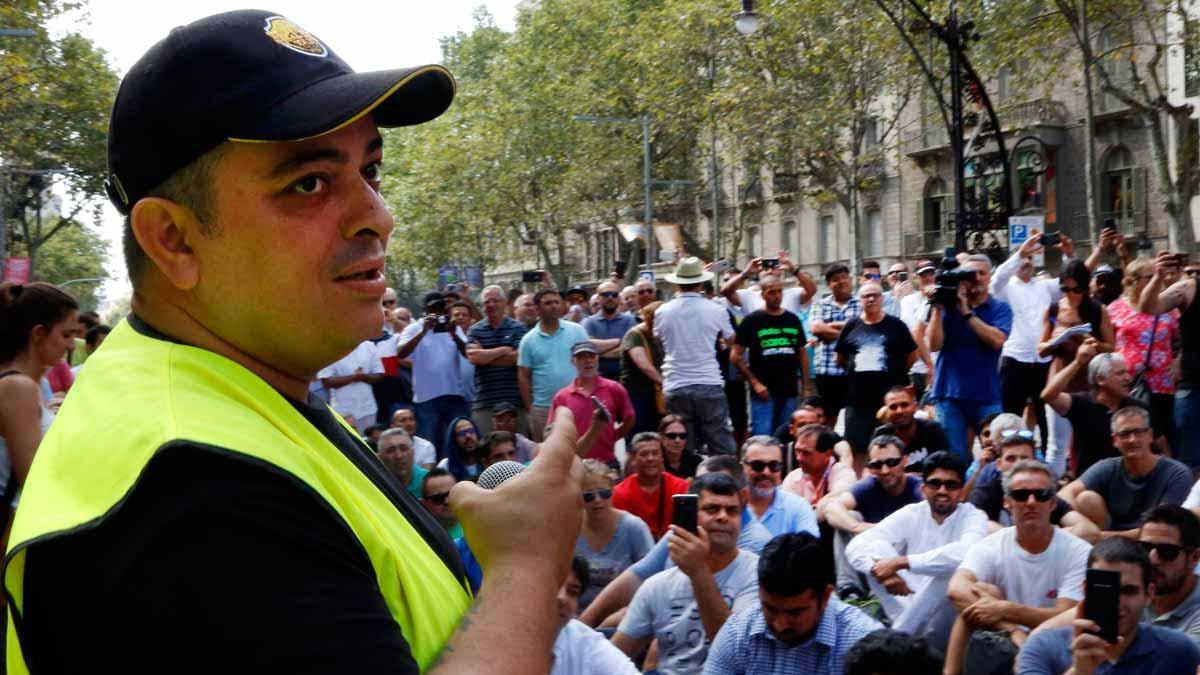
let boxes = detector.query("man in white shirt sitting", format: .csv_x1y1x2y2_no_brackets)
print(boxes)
551,557,638,675
846,451,987,650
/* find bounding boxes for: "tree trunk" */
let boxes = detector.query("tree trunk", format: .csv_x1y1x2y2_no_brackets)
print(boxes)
1078,0,1100,246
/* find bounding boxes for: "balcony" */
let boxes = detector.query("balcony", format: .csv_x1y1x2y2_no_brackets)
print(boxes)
902,97,1070,158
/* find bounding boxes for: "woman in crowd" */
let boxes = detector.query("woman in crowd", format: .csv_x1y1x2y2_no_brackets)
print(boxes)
658,414,701,480
438,416,483,482
0,282,78,550
1107,257,1181,449
620,300,664,435
573,460,654,612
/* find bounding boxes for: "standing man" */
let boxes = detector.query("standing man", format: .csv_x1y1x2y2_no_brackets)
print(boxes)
884,262,912,317
927,254,1013,464
719,251,817,314
581,280,636,381
810,263,861,425
318,338,384,434
1138,249,1199,467
466,285,529,437
518,289,589,441
741,436,820,538
899,261,937,401
732,272,810,436
513,292,539,328
633,277,657,312
4,11,585,673
655,257,737,455
397,292,472,458
549,341,635,466
835,282,917,469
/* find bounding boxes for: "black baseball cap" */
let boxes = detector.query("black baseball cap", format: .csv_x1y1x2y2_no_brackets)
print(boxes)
105,10,456,215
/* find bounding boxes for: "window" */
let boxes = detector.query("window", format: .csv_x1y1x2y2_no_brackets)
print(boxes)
862,118,879,151
996,65,1013,102
782,220,796,255
1102,147,1137,230
1097,29,1133,113
819,214,836,262
922,178,950,253
1187,19,1200,97
745,225,761,258
865,209,884,258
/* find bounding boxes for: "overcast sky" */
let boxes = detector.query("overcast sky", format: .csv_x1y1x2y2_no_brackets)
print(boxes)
52,0,520,306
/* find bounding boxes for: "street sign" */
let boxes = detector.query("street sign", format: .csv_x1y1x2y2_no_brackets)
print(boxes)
1009,216,1044,267
3,256,30,283
638,270,655,284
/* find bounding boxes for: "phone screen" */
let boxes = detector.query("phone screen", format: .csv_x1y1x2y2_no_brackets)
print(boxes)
1084,568,1121,644
672,494,699,535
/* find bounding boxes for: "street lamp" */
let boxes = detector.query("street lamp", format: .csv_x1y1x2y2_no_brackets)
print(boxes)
733,0,760,36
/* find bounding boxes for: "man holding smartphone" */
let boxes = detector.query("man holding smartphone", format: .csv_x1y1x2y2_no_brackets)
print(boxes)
548,341,634,465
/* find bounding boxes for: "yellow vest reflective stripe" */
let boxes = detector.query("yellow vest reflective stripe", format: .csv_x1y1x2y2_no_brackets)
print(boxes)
4,320,471,673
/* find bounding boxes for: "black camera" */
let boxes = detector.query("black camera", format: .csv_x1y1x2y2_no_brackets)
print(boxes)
432,314,451,333
932,248,976,307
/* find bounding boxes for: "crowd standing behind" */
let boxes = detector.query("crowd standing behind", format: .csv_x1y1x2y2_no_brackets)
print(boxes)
5,229,1200,674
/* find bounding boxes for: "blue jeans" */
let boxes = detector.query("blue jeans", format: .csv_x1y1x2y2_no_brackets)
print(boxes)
414,394,471,460
1175,387,1200,469
935,397,1002,466
750,396,796,436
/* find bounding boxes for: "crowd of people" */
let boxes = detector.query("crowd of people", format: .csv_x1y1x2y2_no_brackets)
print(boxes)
3,224,1198,673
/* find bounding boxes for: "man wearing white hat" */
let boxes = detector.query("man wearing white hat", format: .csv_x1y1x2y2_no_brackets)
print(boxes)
654,257,737,455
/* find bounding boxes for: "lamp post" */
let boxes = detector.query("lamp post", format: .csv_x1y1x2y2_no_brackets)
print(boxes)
573,114,656,271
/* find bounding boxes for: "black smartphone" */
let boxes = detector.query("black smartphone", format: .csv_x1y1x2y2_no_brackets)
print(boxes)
432,314,451,333
1084,568,1121,644
896,272,909,282
761,257,780,269
522,270,543,283
1041,231,1061,246
614,260,628,277
589,395,610,422
672,494,699,535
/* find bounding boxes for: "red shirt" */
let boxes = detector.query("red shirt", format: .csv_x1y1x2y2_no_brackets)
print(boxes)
549,376,635,464
611,471,690,540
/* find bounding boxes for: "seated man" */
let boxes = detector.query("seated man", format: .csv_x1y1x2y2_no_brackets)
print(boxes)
870,385,949,475
843,629,944,675
611,473,760,674
1141,506,1200,643
551,557,639,675
376,428,427,499
480,430,519,468
776,402,854,468
781,424,857,507
419,468,462,540
1017,537,1200,675
491,402,537,462
389,406,437,468
612,432,691,540
703,533,881,675
742,435,820,539
846,451,987,649
968,429,1100,543
944,459,1091,674
1059,406,1192,538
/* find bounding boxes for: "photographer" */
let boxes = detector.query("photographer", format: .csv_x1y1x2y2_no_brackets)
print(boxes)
927,254,1013,465
397,292,472,458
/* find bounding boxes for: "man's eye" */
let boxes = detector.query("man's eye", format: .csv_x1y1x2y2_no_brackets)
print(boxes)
291,175,326,194
364,162,382,181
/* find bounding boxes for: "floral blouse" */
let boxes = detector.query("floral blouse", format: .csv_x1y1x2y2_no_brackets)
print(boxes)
1108,298,1180,394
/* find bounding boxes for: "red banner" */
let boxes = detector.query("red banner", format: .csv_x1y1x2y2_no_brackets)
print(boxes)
2,257,31,283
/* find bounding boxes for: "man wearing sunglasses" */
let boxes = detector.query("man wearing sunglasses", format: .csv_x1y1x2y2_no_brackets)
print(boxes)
582,281,637,380
1059,406,1191,539
1140,505,1200,643
742,436,819,539
871,385,950,475
845,451,986,649
420,467,463,540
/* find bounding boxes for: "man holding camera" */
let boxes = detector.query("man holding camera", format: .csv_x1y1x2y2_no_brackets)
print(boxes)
927,255,1013,464
397,291,472,458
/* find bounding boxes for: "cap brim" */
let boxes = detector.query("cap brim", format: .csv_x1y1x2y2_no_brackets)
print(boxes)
230,64,455,142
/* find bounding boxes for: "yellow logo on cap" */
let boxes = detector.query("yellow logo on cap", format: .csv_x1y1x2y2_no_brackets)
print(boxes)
263,16,328,58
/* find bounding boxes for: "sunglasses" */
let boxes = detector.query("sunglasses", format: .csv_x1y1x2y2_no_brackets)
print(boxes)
866,457,903,470
455,428,476,437
1007,488,1054,502
1000,429,1035,440
743,460,782,473
1059,285,1086,294
1187,269,1200,277
1141,541,1190,562
599,291,620,297
424,491,450,505
1114,427,1150,440
664,432,688,440
583,488,613,503
864,273,882,280
382,299,398,306
923,478,962,491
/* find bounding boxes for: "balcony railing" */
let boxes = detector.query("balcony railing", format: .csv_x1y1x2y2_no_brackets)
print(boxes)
902,97,1069,156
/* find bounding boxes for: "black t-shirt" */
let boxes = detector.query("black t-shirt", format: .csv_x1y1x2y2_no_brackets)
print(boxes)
1065,393,1147,475
871,417,950,474
19,320,464,673
835,315,916,408
734,310,806,398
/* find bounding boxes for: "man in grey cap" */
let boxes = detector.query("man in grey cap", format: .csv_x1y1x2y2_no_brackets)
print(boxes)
549,340,635,466
655,257,737,455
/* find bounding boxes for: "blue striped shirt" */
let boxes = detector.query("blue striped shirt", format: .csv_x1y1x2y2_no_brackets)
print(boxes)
466,316,527,407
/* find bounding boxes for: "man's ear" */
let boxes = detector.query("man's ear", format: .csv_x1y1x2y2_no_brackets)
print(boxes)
129,197,202,291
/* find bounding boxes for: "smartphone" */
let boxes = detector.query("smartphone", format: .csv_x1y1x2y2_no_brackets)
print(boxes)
522,270,543,283
761,257,780,269
1041,231,1061,246
432,314,451,333
709,259,732,274
590,395,610,422
896,272,909,282
614,260,628,277
672,494,699,535
1084,568,1120,644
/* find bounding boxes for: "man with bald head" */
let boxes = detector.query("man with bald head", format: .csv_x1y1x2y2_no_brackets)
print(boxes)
835,282,917,472
732,272,810,436
513,292,539,328
582,280,636,380
633,278,657,311
467,284,529,436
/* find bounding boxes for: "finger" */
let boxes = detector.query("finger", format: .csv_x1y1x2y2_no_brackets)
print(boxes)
527,406,580,475
447,479,485,514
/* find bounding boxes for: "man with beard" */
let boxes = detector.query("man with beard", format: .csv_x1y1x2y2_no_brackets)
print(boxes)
870,386,950,475
612,473,760,675
1138,505,1200,643
741,436,819,538
703,532,881,675
582,281,637,380
846,451,987,649
732,272,810,436
518,289,589,441
376,428,425,499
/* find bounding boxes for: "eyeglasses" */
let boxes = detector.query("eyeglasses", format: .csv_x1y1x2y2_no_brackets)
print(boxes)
743,460,782,473
1007,488,1055,502
582,488,613,503
923,478,962,491
864,273,882,280
455,428,476,438
599,291,619,298
1114,427,1151,440
866,457,903,470
1141,541,1190,562
638,289,655,295
664,432,688,440
1059,285,1086,294
425,491,450,505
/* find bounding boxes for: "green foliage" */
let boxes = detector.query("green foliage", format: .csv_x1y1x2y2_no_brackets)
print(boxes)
15,219,107,311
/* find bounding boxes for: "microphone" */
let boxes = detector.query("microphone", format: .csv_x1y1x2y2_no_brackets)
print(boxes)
477,460,526,490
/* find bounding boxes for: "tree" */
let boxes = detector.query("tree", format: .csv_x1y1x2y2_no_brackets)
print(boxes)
17,213,108,311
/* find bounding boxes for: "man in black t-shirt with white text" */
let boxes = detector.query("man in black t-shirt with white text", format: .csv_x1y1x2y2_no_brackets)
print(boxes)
732,273,810,437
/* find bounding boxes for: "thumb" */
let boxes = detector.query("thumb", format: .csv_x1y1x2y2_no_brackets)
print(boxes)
448,479,485,513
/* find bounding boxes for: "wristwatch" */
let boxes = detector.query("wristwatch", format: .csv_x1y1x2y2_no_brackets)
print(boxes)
963,311,976,320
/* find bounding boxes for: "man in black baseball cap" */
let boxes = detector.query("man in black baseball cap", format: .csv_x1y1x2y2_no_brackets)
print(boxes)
4,10,583,674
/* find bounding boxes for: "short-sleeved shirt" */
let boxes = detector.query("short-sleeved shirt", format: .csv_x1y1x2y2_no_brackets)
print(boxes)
611,472,692,540
870,419,951,474
848,474,924,524
620,326,663,397
750,488,820,539
1145,577,1200,644
406,464,429,499
630,512,774,581
582,312,637,379
932,297,1013,402
1018,623,1200,675
1065,394,1148,475
517,320,590,408
703,599,882,675
317,340,385,421
617,550,760,675
812,295,862,377
1109,299,1181,395
574,511,654,610
654,293,736,391
735,286,808,316
834,315,916,407
549,377,635,464
968,463,1072,525
466,316,528,408
397,322,469,404
551,619,640,675
1079,456,1193,530
959,527,1091,610
734,310,806,398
